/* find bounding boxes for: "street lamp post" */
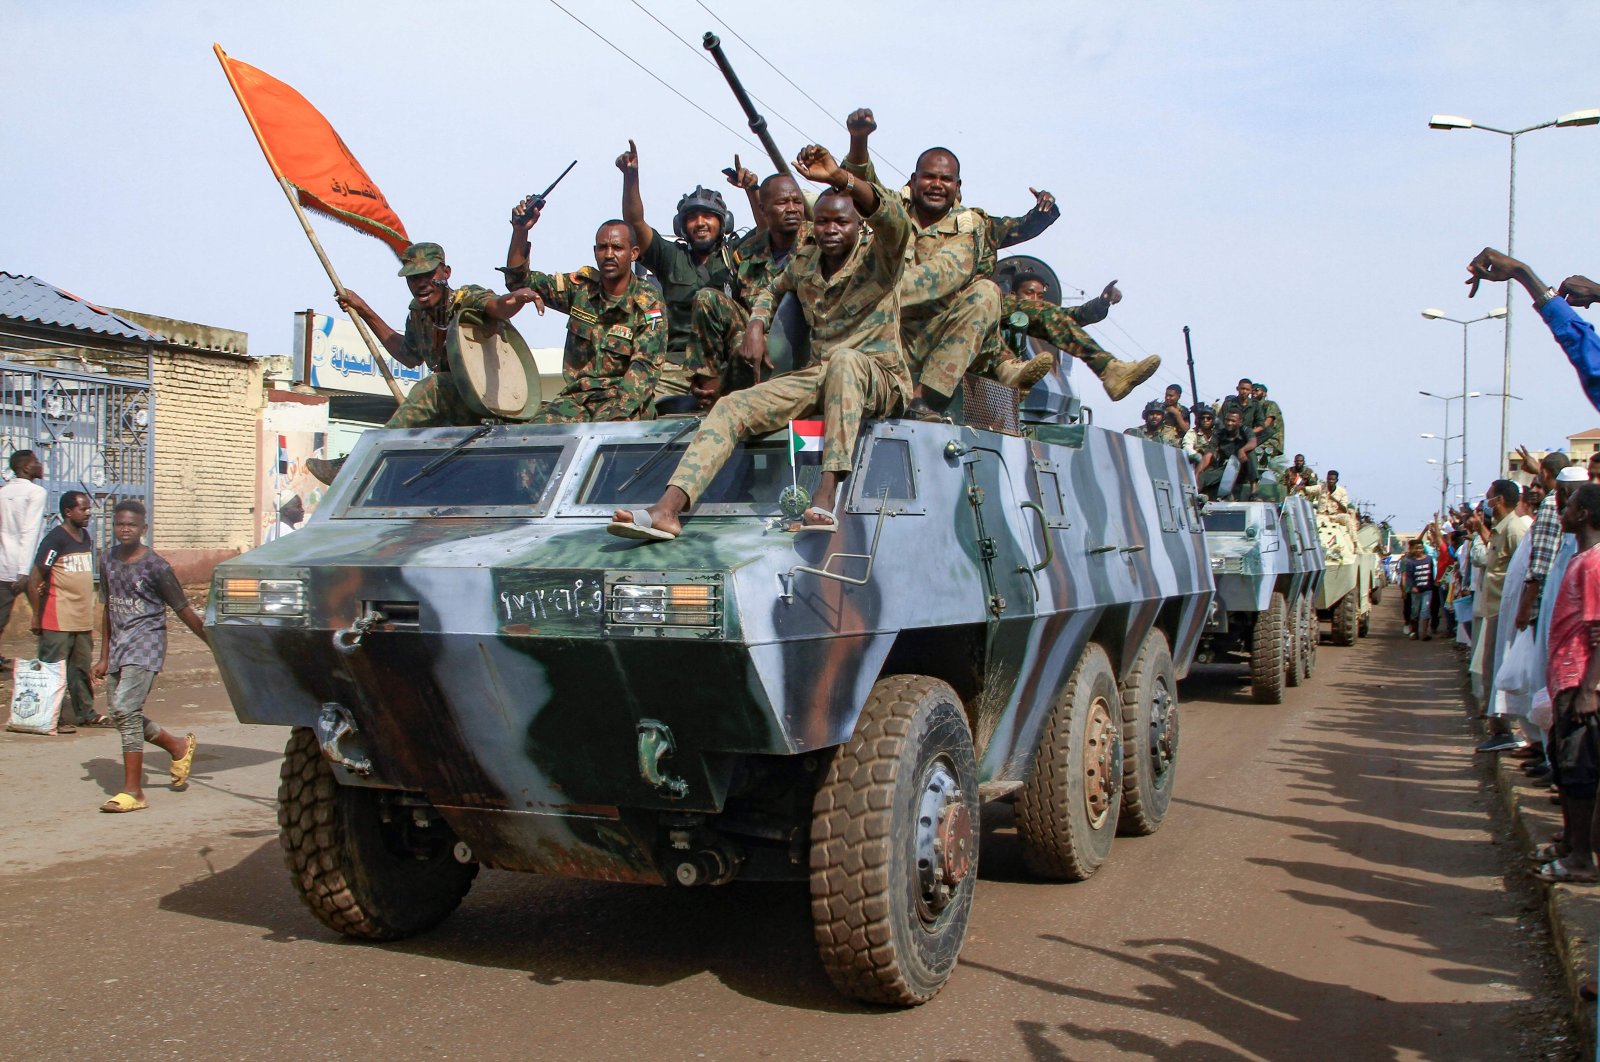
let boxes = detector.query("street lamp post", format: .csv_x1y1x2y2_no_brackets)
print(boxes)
1419,390,1481,494
1428,108,1599,468
1423,433,1463,517
1421,308,1504,482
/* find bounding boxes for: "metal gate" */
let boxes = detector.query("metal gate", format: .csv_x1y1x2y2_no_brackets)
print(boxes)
0,361,153,553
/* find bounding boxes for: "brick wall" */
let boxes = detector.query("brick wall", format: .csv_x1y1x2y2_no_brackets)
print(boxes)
150,349,264,570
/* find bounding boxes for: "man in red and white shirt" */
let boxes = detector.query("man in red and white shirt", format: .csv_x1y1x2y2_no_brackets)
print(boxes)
1536,484,1600,882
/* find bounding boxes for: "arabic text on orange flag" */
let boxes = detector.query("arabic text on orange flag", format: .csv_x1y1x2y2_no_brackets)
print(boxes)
214,44,410,255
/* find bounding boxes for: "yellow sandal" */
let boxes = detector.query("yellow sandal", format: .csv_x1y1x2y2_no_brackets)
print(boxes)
170,733,197,789
100,792,147,813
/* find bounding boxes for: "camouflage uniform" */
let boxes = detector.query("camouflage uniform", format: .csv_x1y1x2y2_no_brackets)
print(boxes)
686,225,809,391
639,229,739,399
843,158,999,401
1199,424,1257,500
502,265,667,423
1256,398,1284,457
1123,423,1182,447
981,204,1060,273
1287,462,1318,492
997,294,1116,374
385,285,497,429
668,188,912,505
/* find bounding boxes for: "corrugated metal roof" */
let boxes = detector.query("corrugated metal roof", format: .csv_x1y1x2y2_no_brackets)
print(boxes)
0,272,160,342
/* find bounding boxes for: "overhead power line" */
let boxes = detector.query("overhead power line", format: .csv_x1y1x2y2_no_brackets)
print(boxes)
545,0,761,152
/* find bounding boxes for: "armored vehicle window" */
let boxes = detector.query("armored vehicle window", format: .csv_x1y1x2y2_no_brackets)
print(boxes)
858,438,915,501
578,441,816,510
1203,510,1248,533
352,447,565,512
1263,507,1278,530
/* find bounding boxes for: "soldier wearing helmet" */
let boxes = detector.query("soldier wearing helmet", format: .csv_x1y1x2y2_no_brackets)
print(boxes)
617,140,740,409
1183,403,1217,464
1124,400,1181,447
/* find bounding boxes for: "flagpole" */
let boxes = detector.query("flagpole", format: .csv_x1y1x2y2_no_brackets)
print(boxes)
214,44,403,403
275,178,406,403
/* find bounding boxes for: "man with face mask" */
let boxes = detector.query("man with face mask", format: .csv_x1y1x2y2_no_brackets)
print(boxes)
502,202,668,424
617,140,740,408
608,144,910,542
307,243,542,484
686,168,812,400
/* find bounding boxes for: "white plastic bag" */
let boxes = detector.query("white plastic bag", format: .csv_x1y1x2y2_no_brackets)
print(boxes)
1496,627,1540,697
6,658,65,735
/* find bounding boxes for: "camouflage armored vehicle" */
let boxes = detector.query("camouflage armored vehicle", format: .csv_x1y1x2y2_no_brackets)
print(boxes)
1314,502,1374,646
1195,496,1325,703
207,412,1213,1006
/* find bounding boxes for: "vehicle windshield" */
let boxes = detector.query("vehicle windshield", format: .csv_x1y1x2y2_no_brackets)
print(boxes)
352,446,564,509
578,440,818,509
1203,510,1249,533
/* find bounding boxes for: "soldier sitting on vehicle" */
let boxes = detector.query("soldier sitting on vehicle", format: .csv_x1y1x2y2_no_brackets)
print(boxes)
1182,403,1216,463
1287,453,1318,492
1214,378,1264,438
308,242,542,485
686,159,812,398
1252,382,1284,460
608,145,910,542
617,140,739,411
1196,407,1258,500
994,272,1156,399
1125,400,1181,447
501,203,668,424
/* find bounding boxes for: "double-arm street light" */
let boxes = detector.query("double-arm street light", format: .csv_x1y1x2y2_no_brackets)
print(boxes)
1428,108,1599,467
1419,389,1482,494
1420,308,1504,488
1423,433,1464,516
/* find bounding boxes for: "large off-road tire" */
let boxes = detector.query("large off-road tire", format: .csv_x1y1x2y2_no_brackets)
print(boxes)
1285,595,1305,689
810,675,979,1006
1118,630,1178,837
1299,598,1312,681
278,727,478,941
1332,590,1359,647
1370,584,1384,607
1015,643,1123,879
1250,593,1287,705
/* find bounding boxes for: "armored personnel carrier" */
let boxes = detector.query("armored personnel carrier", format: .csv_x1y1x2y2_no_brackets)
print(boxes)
207,411,1213,1006
1195,496,1325,703
1314,503,1374,646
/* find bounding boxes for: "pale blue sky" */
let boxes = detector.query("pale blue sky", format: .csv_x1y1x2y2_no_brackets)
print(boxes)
6,1,1599,527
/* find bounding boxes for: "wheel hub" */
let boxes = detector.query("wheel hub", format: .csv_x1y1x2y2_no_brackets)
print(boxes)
1147,680,1177,778
914,762,969,919
1083,696,1122,828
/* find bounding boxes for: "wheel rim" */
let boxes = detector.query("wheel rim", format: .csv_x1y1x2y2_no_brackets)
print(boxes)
914,759,971,923
1147,679,1177,780
1083,695,1122,828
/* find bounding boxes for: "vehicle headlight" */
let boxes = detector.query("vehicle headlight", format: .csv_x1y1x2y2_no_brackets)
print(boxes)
219,577,306,616
606,578,721,628
1210,556,1225,571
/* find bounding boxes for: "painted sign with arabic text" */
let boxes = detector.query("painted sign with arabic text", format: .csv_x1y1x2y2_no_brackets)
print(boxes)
293,310,427,397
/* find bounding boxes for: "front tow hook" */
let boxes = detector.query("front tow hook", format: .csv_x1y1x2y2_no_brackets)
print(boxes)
332,611,386,656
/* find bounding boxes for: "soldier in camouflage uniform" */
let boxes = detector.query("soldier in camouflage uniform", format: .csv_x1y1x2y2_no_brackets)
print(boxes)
1196,407,1259,500
995,271,1158,399
686,165,812,397
1251,382,1285,459
841,110,998,419
1125,400,1182,447
617,140,740,408
308,242,542,484
1287,453,1318,493
609,145,910,542
1215,378,1265,438
502,201,668,423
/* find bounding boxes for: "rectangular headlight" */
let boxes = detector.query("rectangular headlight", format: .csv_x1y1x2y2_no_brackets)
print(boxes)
606,579,720,628
219,577,306,616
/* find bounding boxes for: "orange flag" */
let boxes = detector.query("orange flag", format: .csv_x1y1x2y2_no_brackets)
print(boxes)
214,45,410,255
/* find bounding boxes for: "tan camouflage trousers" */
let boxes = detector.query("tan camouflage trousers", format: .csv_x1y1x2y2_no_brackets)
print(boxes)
668,348,904,506
687,288,748,381
983,299,1115,383
385,372,483,429
905,279,1000,400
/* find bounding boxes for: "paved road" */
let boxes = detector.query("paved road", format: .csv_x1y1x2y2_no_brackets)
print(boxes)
0,604,1574,1060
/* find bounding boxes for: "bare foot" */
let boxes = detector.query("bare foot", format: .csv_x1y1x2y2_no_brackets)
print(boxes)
612,504,682,538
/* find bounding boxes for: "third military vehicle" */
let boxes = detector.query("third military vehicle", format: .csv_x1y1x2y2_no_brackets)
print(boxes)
1315,503,1375,645
207,387,1214,1007
1195,496,1325,703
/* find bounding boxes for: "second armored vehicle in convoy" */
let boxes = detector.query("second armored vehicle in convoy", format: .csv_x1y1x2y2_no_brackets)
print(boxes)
1195,496,1325,703
1315,502,1377,646
207,384,1214,1007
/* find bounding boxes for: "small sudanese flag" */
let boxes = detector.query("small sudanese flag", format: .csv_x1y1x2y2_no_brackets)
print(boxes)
789,420,824,461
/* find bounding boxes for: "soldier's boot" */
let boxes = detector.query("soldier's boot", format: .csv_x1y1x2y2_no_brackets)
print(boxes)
991,352,1057,390
307,456,346,486
1097,354,1163,402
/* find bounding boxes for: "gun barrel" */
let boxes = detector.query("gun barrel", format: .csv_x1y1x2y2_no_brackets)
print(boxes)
1182,325,1200,416
702,32,791,178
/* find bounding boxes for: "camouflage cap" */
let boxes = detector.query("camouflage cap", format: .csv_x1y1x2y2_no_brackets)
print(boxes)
397,242,446,277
